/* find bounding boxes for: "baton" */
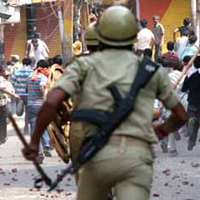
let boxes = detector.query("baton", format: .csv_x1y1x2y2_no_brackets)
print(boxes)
8,113,52,188
173,46,200,89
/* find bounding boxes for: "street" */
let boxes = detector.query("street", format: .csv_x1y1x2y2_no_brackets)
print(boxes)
151,135,200,200
0,116,76,200
1,116,200,200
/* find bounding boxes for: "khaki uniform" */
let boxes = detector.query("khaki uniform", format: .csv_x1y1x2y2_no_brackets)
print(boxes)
55,49,180,200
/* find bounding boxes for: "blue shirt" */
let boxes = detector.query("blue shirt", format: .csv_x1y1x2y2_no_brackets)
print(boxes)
11,66,33,96
27,72,48,106
180,44,198,61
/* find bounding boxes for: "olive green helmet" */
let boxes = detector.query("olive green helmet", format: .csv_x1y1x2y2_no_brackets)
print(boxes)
96,5,138,46
85,22,99,46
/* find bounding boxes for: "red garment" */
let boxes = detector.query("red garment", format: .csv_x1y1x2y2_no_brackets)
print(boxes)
162,51,180,68
31,67,49,81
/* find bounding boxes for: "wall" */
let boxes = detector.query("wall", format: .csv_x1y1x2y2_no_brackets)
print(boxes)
4,6,27,61
4,2,62,61
140,0,191,52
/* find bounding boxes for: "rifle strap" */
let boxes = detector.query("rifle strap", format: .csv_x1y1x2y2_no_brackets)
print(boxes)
72,56,160,128
48,56,160,191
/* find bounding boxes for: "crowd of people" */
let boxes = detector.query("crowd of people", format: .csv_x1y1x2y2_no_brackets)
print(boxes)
0,4,199,200
22,5,188,200
134,15,199,157
0,33,64,163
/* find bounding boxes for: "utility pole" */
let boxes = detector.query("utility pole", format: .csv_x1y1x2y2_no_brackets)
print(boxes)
56,0,73,66
63,0,73,65
0,18,5,65
80,0,89,52
81,0,89,28
136,0,140,19
191,0,197,33
0,2,12,65
74,0,82,42
191,0,200,45
197,0,200,44
57,0,68,65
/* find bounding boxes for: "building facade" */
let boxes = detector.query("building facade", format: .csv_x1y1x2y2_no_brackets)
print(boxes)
4,2,62,61
139,0,191,50
3,0,193,60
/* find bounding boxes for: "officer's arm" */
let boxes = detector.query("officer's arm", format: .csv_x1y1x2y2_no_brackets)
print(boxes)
30,88,70,150
154,102,188,140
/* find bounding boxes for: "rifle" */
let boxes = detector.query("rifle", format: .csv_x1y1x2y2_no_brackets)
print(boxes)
8,113,52,188
48,56,160,191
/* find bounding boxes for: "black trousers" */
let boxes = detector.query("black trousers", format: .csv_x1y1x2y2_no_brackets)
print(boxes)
0,105,7,144
187,104,200,145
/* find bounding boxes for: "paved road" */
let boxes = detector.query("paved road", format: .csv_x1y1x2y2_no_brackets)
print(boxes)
0,116,76,200
151,135,200,200
1,116,200,200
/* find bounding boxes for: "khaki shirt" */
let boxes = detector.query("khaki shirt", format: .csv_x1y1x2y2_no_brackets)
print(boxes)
55,49,180,144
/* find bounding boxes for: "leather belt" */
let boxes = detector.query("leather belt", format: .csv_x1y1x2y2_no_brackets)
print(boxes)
109,135,151,148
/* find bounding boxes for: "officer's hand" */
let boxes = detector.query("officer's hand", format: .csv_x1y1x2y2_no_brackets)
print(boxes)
22,144,39,161
152,122,169,140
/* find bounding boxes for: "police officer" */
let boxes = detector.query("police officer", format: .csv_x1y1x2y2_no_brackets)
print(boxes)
23,6,188,200
84,22,99,53
69,21,99,167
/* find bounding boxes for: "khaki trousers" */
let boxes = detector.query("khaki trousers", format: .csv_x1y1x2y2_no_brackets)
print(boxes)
76,136,154,200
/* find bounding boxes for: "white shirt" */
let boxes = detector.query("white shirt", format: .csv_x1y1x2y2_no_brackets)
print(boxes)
34,42,48,64
136,28,155,50
26,39,49,61
4,80,15,102
168,70,187,109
